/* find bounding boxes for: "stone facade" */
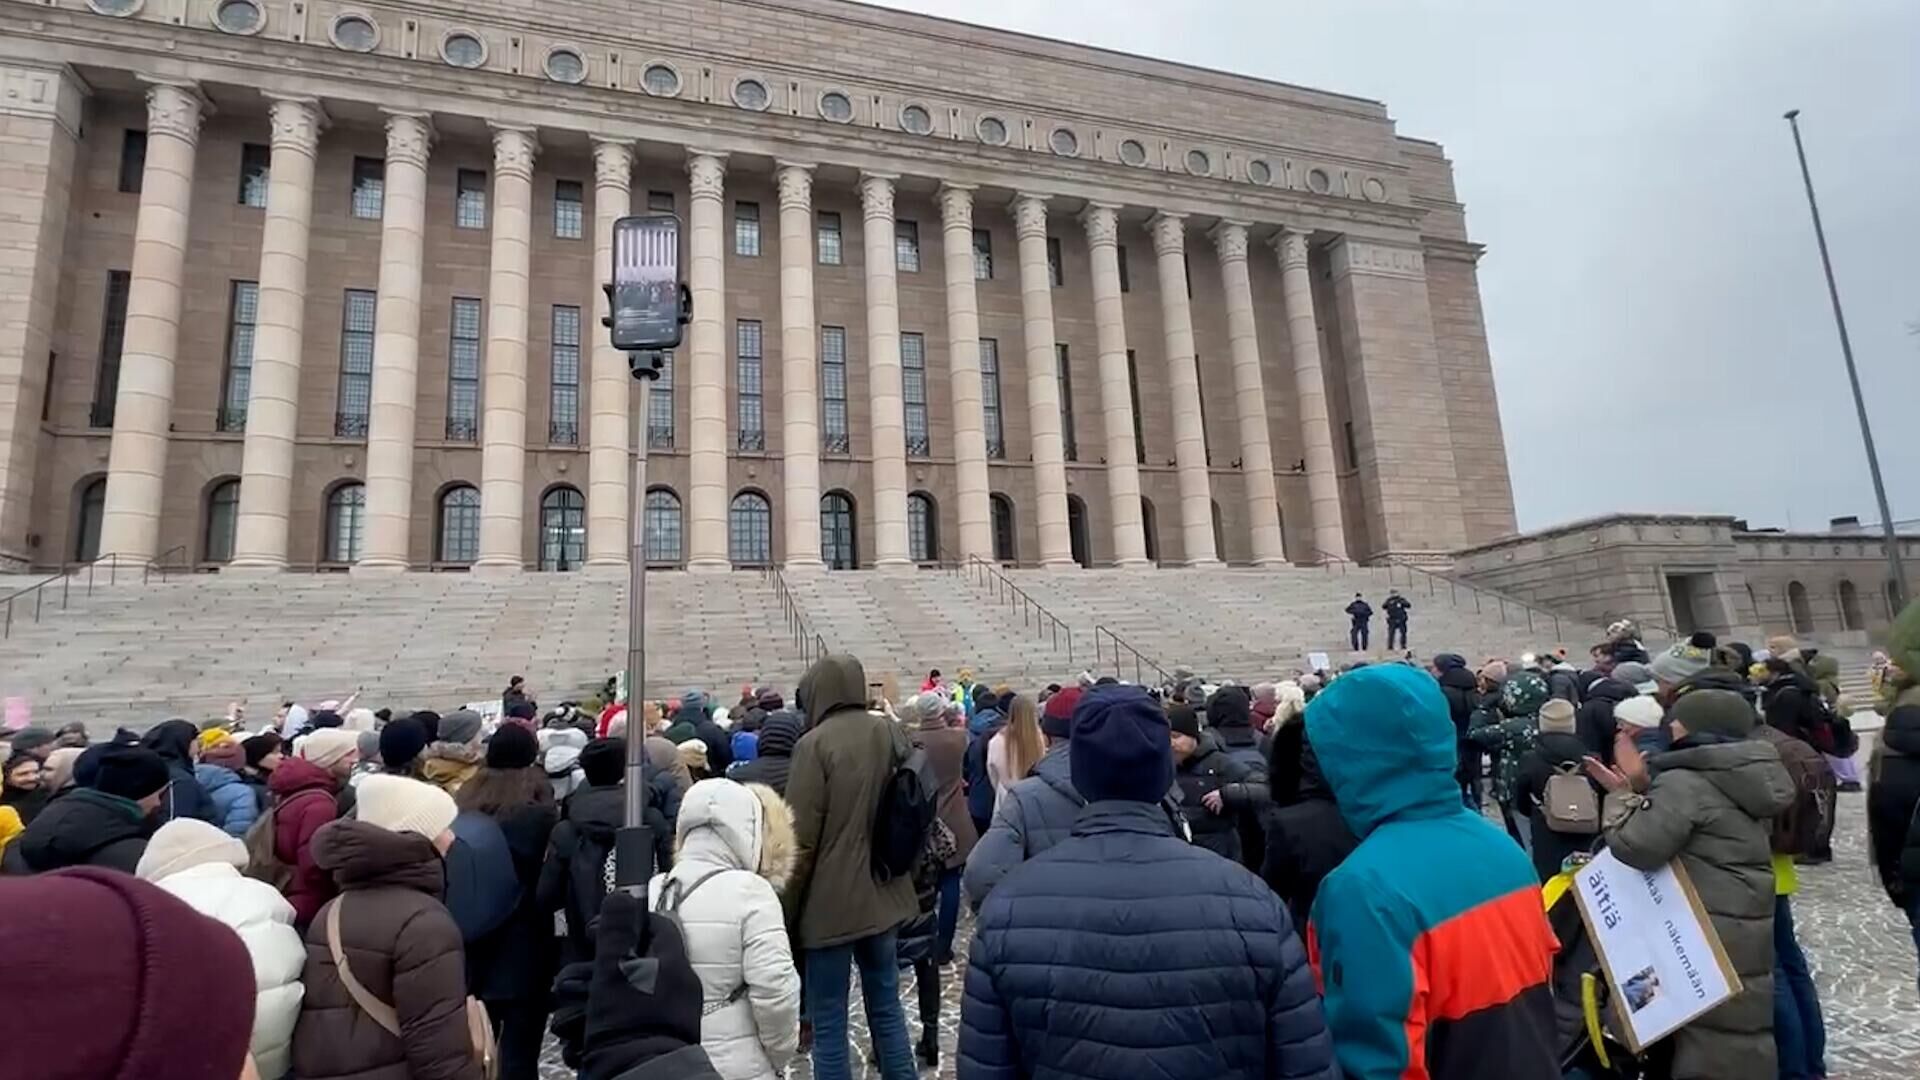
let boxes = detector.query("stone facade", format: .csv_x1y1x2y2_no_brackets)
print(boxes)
0,0,1517,573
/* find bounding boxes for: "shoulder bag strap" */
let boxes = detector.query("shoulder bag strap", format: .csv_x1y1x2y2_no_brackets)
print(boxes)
654,866,734,915
327,896,403,1038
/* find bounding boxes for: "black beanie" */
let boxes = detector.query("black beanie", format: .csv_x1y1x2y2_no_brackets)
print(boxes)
241,733,281,767
378,717,429,770
1070,685,1175,805
1166,702,1202,740
309,710,343,730
580,738,626,787
92,747,171,801
1206,685,1252,730
505,700,538,721
486,723,539,770
410,710,442,742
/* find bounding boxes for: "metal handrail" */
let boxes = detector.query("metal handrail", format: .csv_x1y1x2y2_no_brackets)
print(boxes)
1092,624,1172,687
1,552,159,639
758,565,831,670
145,545,189,584
959,554,1074,664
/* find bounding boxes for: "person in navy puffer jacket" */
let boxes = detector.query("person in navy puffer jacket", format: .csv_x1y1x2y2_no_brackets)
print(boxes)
959,684,1337,1080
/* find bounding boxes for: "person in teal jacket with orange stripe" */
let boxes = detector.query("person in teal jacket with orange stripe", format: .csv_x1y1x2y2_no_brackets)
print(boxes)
1305,663,1562,1080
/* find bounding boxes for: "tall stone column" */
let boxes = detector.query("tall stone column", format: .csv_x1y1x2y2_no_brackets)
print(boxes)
860,173,910,569
937,183,992,562
355,112,433,572
473,125,538,572
227,96,323,571
1273,227,1348,561
1210,220,1285,567
1013,193,1075,569
99,80,205,563
684,150,730,572
1081,202,1148,567
584,137,633,568
776,162,824,571
1148,211,1218,567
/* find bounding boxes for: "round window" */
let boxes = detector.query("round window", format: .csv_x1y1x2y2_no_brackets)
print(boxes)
87,0,143,15
976,116,1009,146
900,104,934,135
1049,127,1079,157
732,78,770,111
442,32,486,68
1247,159,1273,185
330,13,378,52
212,0,262,33
642,63,681,97
1117,139,1148,167
544,48,585,84
1362,177,1388,202
1185,149,1211,176
820,91,853,123
1306,167,1333,195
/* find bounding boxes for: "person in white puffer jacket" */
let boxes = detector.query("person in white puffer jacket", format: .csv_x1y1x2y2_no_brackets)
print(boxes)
648,778,800,1080
134,817,305,1079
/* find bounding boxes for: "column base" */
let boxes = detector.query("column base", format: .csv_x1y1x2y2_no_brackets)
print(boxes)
1038,558,1081,571
1252,557,1290,569
782,558,827,575
349,559,412,577
686,557,732,575
470,558,525,577
1184,558,1223,569
581,561,630,579
1112,557,1155,569
583,557,629,570
223,557,288,576
873,557,914,573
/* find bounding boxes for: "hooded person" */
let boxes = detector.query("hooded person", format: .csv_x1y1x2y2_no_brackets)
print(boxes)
40,745,85,795
542,728,590,802
1574,663,1643,761
1589,687,1796,1078
1430,653,1482,805
135,818,305,1078
1,746,170,875
1261,732,1360,928
645,780,800,1080
421,708,485,794
672,690,733,775
194,738,260,839
960,684,1338,1080
963,687,1008,838
538,737,679,966
902,690,976,967
265,743,345,927
1868,599,1920,991
1306,664,1560,1080
729,710,803,797
139,719,216,825
1167,702,1254,863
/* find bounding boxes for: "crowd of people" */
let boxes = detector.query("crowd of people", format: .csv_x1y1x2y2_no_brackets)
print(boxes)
2,600,1919,1080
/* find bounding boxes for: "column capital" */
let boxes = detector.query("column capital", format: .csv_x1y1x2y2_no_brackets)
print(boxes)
140,78,208,145
264,95,326,158
687,150,728,201
860,172,897,221
1079,201,1121,248
1147,210,1187,257
489,124,539,181
937,182,975,227
1208,219,1251,263
382,111,433,169
1011,191,1051,240
590,136,633,187
1270,225,1311,270
776,162,814,212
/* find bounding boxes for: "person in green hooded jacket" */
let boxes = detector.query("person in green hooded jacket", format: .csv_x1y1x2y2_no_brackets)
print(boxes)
1867,598,1920,995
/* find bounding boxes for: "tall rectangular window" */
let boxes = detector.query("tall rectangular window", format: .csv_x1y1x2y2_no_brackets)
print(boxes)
218,281,259,432
1344,420,1359,469
980,338,1004,459
736,320,764,450
118,130,147,194
447,298,481,441
902,332,929,457
734,202,761,257
237,143,271,207
336,290,377,435
817,211,843,266
351,157,385,219
821,326,849,453
895,220,920,273
91,270,132,427
1195,354,1211,465
1117,244,1132,292
1047,237,1064,287
455,169,487,230
648,351,675,449
550,306,581,444
972,228,993,280
553,180,584,239
647,190,675,214
1126,349,1146,463
1056,343,1076,461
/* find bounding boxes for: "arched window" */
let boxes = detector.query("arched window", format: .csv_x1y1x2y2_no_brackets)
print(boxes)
1839,579,1862,631
990,494,1016,563
437,485,480,563
73,475,106,562
540,486,586,571
1787,580,1813,634
1140,496,1159,563
325,482,366,563
821,491,857,570
730,491,773,566
1211,499,1227,563
1066,495,1091,569
203,479,240,563
644,488,683,565
908,491,938,564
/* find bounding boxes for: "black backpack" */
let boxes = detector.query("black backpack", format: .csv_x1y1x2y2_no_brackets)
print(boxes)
872,744,939,883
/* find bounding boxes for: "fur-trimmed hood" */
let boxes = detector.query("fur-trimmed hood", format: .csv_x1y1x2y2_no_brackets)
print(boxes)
673,778,794,889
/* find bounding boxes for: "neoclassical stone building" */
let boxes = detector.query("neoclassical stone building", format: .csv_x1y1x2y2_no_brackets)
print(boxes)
0,0,1516,574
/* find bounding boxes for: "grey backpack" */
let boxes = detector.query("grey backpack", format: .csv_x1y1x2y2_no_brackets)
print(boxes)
1543,762,1600,834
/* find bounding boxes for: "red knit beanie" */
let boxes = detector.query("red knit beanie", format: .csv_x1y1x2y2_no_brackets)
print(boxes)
0,867,255,1079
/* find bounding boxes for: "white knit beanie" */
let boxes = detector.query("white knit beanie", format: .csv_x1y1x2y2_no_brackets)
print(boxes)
135,818,247,882
297,728,361,770
1614,695,1666,730
344,707,380,732
355,774,458,840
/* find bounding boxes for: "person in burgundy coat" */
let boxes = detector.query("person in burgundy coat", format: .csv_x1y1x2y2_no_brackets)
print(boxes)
268,754,341,926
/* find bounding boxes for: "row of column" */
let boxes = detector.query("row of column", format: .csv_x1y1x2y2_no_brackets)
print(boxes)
94,82,1350,571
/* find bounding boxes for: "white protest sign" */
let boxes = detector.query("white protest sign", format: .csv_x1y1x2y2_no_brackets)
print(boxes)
1571,849,1741,1052
463,699,504,721
1306,652,1331,673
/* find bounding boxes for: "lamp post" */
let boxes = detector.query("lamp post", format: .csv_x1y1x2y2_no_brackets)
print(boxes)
1783,108,1908,613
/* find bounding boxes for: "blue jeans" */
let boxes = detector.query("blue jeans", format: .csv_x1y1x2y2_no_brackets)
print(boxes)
805,930,918,1080
1773,895,1827,1078
935,867,961,962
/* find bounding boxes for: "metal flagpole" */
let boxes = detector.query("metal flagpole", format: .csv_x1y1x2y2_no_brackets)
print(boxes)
621,369,653,852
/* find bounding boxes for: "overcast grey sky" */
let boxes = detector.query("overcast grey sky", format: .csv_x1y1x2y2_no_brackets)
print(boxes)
874,0,1920,533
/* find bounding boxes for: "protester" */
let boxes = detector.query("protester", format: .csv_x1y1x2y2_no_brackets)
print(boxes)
2,750,49,825
676,690,734,774
1207,685,1273,869
540,737,677,966
1345,592,1373,651
266,744,344,926
963,685,1006,838
1471,668,1547,848
647,779,800,1080
783,654,920,1080
1261,732,1359,927
135,818,305,1078
960,683,1337,1080
542,728,589,801
378,715,430,778
985,692,1044,808
196,737,260,838
1587,687,1796,1077
1168,701,1253,862
1432,653,1482,805
731,710,802,796
1383,587,1412,650
1574,662,1643,759
897,815,959,1068
241,732,282,790
40,744,84,795
140,718,216,824
292,774,485,1080
1307,664,1560,1080
1751,720,1833,1079
1762,657,1836,752
907,692,976,965
2,746,169,875
679,738,713,783
422,708,486,794
1512,697,1601,882
1867,600,1920,994
503,674,534,715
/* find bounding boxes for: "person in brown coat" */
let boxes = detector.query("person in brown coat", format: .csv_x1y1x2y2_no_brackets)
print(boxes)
907,691,977,966
292,774,484,1080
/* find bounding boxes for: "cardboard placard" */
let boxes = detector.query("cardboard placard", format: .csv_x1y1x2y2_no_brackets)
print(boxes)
867,674,899,711
1306,652,1331,674
1570,849,1742,1053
